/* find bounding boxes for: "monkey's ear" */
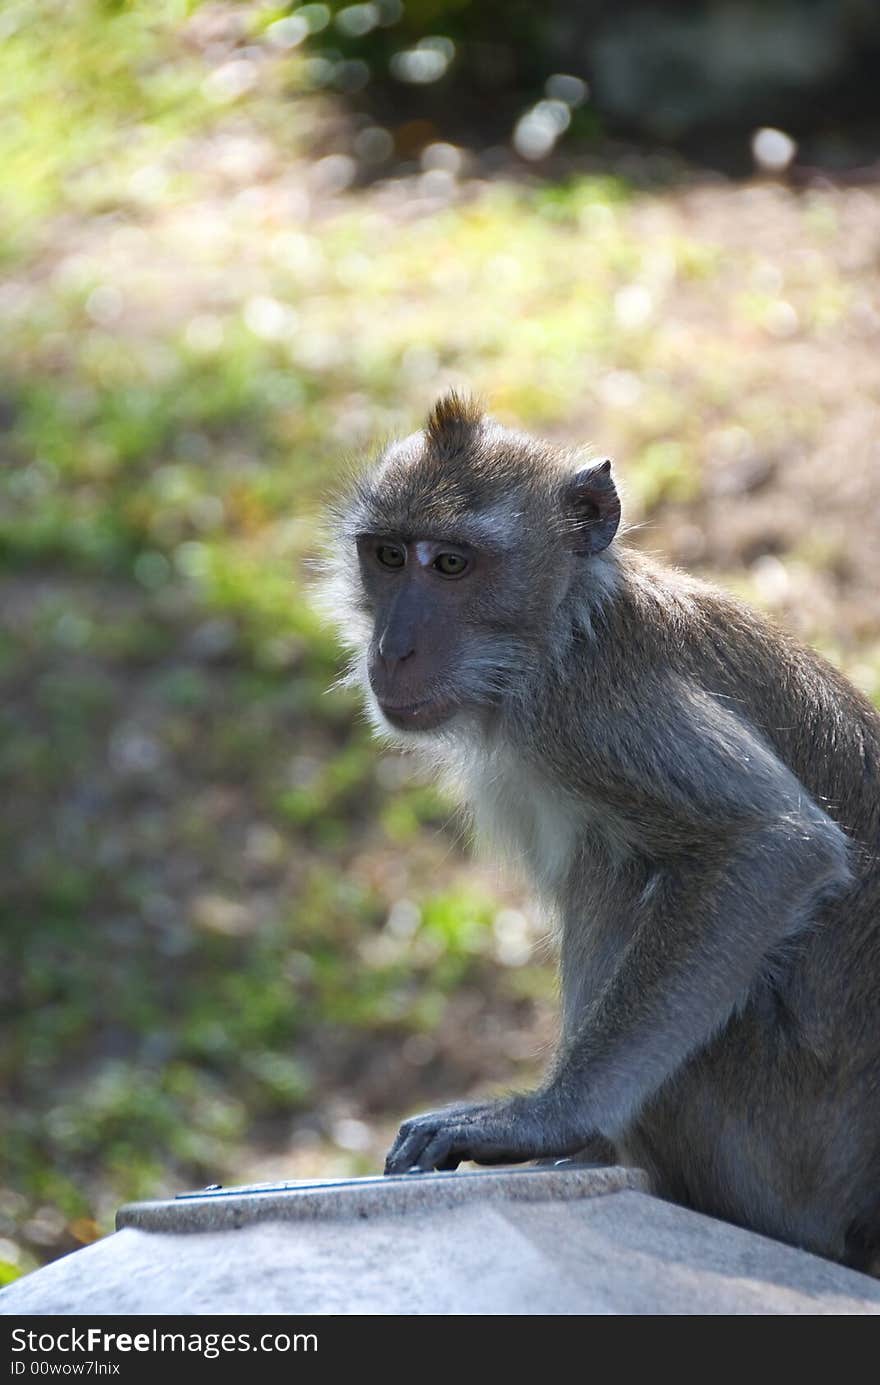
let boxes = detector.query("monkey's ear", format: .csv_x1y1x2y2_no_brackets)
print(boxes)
564,459,621,555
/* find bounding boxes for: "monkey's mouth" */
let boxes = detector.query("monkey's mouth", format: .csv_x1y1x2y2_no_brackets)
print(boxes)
378,694,458,731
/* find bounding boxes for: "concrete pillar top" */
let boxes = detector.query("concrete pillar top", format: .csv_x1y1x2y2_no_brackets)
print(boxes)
117,1163,649,1233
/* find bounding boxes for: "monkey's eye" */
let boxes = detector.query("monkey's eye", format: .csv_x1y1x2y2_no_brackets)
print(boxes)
433,552,469,577
375,543,406,570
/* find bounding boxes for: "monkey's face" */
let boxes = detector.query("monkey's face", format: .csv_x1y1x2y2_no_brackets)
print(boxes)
325,396,622,738
355,529,520,733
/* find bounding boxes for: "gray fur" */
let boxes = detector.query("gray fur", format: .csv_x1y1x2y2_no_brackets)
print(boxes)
323,394,880,1273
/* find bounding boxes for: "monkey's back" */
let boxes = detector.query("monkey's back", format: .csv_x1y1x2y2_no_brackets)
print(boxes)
612,549,880,831
609,550,880,1269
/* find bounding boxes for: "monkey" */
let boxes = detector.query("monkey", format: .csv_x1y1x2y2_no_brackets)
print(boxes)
321,391,880,1273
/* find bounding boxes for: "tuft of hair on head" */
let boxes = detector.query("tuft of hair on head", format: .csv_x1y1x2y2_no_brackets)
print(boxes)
424,390,484,459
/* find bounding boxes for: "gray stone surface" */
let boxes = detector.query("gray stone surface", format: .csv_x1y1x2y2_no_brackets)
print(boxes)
2,1167,879,1316
119,1164,647,1232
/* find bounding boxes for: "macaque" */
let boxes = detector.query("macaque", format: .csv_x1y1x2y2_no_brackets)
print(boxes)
322,392,880,1272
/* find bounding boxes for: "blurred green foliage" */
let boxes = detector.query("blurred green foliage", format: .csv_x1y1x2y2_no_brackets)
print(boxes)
2,1,879,1288
1,0,570,1279
1,1,206,254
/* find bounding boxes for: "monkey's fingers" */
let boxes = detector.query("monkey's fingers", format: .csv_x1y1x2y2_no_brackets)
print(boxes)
384,1117,443,1174
385,1105,536,1174
417,1129,469,1172
408,1120,531,1172
385,1121,476,1174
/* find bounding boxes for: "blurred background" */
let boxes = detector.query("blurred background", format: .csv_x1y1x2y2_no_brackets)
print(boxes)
2,0,880,1280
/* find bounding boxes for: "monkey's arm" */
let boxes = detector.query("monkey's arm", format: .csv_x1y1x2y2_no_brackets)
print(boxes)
385,689,852,1175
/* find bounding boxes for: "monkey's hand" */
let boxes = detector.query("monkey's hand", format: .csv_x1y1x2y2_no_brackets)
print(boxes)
384,1092,584,1175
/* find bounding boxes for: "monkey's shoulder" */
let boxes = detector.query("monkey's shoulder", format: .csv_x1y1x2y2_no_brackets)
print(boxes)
607,551,880,738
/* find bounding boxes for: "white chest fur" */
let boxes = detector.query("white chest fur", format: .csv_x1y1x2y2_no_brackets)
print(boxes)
450,741,583,899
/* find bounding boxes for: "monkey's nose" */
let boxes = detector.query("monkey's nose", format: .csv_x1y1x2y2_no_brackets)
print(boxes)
379,650,415,673
378,630,416,669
